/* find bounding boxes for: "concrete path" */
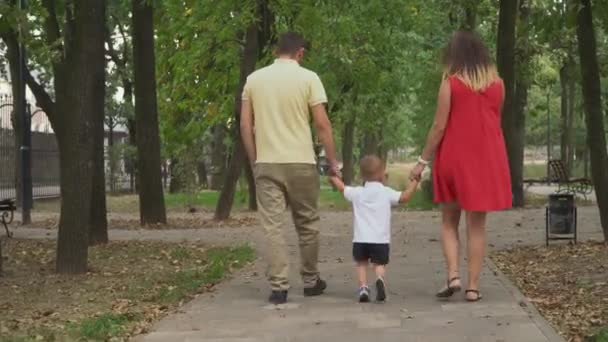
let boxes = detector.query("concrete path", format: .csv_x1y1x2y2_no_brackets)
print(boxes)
67,208,598,342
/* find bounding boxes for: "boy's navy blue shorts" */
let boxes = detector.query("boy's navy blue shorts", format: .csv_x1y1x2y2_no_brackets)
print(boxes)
352,243,390,265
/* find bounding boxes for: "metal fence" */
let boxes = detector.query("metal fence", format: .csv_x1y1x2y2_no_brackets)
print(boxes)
0,95,135,202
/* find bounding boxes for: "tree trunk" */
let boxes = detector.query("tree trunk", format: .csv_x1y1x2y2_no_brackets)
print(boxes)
512,79,528,206
1,21,30,223
215,0,272,219
196,160,208,188
88,103,108,245
576,0,608,240
362,132,380,156
55,0,106,274
169,158,184,193
342,118,356,185
209,125,227,190
462,0,479,30
560,59,576,174
132,0,167,225
88,11,109,246
566,61,576,174
496,0,519,207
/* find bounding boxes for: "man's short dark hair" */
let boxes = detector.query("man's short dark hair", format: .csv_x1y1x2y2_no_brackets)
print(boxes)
276,32,309,55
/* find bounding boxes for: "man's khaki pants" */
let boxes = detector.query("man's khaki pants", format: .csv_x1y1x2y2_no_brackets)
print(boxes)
255,163,320,291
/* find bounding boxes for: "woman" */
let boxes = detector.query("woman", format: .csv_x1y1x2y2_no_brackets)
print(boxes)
410,31,511,302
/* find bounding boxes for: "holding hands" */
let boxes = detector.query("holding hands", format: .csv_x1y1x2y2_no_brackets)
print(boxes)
409,156,428,182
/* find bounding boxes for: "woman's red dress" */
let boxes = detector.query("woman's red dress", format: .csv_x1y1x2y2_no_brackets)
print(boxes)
433,76,512,211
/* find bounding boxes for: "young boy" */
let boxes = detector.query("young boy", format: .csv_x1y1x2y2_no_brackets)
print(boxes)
330,155,419,302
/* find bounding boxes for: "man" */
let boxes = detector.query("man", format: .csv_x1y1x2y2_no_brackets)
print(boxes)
240,32,339,304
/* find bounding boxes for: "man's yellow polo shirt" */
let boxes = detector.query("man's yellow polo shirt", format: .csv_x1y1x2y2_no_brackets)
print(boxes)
242,58,327,164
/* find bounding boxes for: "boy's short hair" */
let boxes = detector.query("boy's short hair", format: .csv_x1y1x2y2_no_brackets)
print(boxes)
359,155,384,182
276,32,310,55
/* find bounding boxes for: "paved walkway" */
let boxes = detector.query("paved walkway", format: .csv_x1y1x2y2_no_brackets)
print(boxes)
13,208,605,341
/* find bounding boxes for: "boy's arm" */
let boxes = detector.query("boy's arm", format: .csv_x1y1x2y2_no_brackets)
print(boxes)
329,176,345,193
399,179,420,204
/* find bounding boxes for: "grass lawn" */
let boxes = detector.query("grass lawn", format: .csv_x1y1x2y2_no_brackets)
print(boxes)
491,242,608,341
31,162,588,219
33,175,437,215
0,240,254,341
523,161,589,179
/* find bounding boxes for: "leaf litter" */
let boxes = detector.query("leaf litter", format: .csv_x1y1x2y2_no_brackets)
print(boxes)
491,241,608,341
0,238,254,341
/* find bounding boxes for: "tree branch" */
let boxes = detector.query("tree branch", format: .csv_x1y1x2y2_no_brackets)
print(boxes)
23,65,56,122
0,27,56,121
41,0,62,52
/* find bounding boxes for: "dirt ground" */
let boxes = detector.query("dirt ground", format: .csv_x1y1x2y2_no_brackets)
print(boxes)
0,239,253,341
492,242,608,341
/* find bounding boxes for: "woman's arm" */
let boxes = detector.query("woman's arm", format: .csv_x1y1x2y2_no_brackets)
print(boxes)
410,78,452,178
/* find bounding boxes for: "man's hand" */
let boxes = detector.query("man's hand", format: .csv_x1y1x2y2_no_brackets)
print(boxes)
327,159,341,178
311,104,338,171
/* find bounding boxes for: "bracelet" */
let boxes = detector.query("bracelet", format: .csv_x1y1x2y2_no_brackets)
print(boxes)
417,156,430,166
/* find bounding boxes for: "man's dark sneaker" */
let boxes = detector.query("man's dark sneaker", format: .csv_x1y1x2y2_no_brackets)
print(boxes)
303,278,327,297
376,277,387,302
268,290,288,305
358,286,370,303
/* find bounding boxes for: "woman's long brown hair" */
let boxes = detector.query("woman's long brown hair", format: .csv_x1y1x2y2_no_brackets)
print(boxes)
442,31,499,91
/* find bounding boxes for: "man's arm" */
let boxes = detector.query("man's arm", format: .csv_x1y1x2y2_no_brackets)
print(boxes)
329,176,345,193
240,99,256,165
399,178,420,204
311,104,338,175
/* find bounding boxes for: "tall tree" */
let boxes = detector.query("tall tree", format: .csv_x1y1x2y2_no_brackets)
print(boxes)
559,57,576,174
510,0,530,208
17,0,107,273
575,0,608,241
132,0,167,225
215,0,273,220
88,12,109,246
0,3,29,223
496,0,521,207
6,0,109,248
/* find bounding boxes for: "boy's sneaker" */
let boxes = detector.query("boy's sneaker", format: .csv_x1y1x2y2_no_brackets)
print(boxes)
303,278,327,297
375,277,387,302
268,290,288,305
358,286,370,303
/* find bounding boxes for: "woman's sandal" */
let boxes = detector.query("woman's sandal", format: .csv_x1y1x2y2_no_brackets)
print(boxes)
436,277,462,298
465,289,483,302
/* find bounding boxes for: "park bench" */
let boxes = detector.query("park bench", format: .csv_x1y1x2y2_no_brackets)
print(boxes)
0,199,15,274
0,198,16,238
548,160,593,199
523,160,593,200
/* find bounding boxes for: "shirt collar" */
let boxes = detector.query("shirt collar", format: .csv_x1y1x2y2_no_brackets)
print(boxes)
274,58,299,65
364,181,383,188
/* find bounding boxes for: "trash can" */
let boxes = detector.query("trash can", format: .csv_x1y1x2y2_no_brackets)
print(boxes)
546,193,577,245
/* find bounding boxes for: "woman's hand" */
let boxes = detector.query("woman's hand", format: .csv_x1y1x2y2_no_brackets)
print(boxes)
410,162,425,181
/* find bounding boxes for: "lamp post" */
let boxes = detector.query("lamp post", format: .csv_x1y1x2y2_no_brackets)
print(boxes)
546,85,551,180
18,0,32,224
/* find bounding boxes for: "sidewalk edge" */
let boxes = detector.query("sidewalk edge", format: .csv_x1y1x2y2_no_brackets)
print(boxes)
486,258,566,342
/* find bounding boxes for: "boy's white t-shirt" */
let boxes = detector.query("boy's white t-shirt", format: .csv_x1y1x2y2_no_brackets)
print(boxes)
343,181,402,244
